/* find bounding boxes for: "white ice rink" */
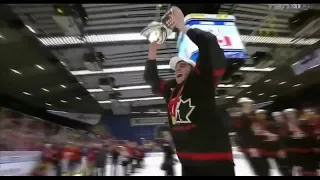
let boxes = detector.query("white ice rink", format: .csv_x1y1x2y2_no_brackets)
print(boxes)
103,149,281,176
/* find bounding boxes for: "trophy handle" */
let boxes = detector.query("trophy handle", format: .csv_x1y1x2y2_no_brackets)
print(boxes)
140,21,162,37
161,9,174,30
140,8,175,44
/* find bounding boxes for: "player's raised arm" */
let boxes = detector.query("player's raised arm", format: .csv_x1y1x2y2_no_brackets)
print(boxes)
144,42,167,96
173,7,226,85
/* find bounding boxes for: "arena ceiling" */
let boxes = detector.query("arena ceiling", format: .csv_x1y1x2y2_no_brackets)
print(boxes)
5,4,320,119
0,5,102,115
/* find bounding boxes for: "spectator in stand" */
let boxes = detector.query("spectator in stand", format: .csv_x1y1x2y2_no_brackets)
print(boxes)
131,141,139,173
62,142,82,174
39,141,62,176
136,145,145,168
79,142,89,175
95,144,107,176
87,145,97,176
52,143,63,176
120,145,130,176
110,144,120,176
125,141,135,174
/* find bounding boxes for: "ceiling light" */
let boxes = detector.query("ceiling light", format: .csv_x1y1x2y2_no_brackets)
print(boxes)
87,83,250,93
45,103,52,106
239,84,251,88
22,92,32,96
270,95,277,98
258,93,264,96
38,33,319,46
115,85,151,91
98,97,163,104
279,81,286,85
60,84,67,88
61,100,67,103
120,97,163,102
88,89,103,93
246,91,252,94
264,79,271,83
131,111,168,114
25,25,36,33
241,35,319,45
98,96,234,104
41,88,50,92
75,97,81,100
71,66,275,76
293,84,302,87
0,34,5,39
35,64,45,70
239,67,275,72
60,61,67,66
38,33,176,46
98,97,162,103
10,69,22,75
217,84,234,88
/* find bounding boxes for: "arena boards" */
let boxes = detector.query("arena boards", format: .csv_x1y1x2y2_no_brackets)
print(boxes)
0,151,41,176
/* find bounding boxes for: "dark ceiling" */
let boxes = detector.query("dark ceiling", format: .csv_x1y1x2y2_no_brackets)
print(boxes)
0,5,102,114
229,41,320,107
2,4,320,123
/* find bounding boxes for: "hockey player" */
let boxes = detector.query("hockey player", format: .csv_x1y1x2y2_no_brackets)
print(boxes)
253,109,277,160
144,7,234,176
297,108,318,176
271,111,291,176
235,98,269,176
283,108,305,176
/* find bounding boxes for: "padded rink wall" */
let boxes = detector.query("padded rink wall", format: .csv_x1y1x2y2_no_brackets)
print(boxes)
0,151,42,176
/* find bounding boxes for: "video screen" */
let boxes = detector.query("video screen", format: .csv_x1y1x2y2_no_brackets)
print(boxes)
177,14,248,61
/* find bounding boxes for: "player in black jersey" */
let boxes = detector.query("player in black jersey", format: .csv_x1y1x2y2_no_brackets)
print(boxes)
235,98,269,176
297,108,318,176
282,108,305,176
271,111,292,176
144,7,233,176
158,132,177,176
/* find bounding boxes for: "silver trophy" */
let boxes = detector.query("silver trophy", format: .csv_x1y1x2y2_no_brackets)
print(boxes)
141,9,175,44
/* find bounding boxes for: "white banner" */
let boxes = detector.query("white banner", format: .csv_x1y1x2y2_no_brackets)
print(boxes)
47,110,101,125
291,48,320,75
0,151,42,176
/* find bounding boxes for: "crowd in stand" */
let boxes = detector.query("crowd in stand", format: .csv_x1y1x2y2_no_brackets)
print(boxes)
234,97,320,176
33,139,150,176
0,107,159,176
3,97,319,176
